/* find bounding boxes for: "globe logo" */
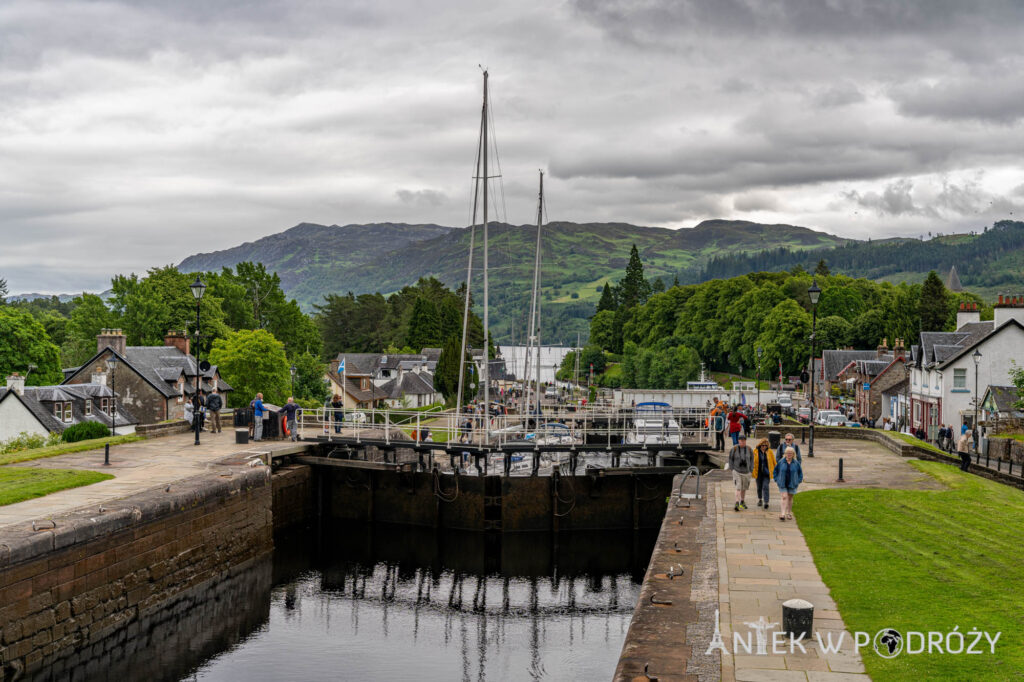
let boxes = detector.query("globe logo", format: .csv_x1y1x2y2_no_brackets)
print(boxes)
873,629,903,658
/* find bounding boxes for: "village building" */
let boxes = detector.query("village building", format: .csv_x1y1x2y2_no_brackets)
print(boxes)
327,350,444,408
836,340,908,424
0,372,137,441
908,298,1024,435
61,329,232,426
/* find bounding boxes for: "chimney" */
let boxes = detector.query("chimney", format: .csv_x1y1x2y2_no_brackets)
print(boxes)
956,301,981,329
97,328,127,357
164,330,190,357
994,293,1024,328
5,373,25,396
876,337,890,358
91,370,108,387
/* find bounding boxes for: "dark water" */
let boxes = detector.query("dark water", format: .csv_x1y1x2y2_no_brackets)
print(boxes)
178,523,656,682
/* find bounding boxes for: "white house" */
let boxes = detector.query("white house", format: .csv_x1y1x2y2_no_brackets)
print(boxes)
0,373,137,442
909,298,1024,435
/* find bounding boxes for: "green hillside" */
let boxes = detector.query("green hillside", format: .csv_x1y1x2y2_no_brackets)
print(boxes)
181,219,847,345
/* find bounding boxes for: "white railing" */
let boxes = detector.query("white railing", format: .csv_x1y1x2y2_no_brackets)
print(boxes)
297,404,715,451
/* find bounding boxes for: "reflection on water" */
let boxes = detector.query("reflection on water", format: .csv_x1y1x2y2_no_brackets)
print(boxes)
186,523,656,681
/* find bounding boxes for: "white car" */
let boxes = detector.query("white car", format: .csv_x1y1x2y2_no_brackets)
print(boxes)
777,395,793,409
815,410,841,425
825,415,850,427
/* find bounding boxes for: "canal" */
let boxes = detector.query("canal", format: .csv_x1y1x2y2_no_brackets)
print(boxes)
43,522,657,681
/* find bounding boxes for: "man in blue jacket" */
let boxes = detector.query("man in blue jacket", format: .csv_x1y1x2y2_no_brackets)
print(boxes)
252,393,266,441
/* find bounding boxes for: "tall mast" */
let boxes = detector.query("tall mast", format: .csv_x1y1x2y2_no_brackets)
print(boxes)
533,171,544,418
455,99,485,430
482,70,490,441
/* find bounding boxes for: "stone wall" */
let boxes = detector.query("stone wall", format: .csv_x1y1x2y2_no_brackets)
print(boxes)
988,437,1024,464
0,467,272,679
271,464,314,531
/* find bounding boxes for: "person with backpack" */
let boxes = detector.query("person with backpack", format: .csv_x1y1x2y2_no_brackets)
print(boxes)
206,388,223,433
728,435,754,512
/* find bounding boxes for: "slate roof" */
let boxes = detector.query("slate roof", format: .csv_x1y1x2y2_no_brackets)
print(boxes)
938,318,1024,370
332,353,381,377
984,385,1024,416
0,384,138,433
63,345,232,398
854,359,892,377
420,348,442,363
821,350,878,380
337,375,388,403
380,372,436,400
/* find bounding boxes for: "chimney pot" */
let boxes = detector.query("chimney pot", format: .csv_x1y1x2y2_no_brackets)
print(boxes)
164,330,190,357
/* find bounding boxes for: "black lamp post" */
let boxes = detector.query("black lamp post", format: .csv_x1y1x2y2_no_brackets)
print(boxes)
973,349,983,451
290,364,297,397
106,355,119,437
755,346,763,415
190,275,206,446
807,279,821,457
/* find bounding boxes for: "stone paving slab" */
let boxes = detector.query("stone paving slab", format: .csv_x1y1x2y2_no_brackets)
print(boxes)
715,438,944,681
0,432,311,532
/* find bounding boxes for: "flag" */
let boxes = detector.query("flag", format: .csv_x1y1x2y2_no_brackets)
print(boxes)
778,359,783,383
337,358,346,373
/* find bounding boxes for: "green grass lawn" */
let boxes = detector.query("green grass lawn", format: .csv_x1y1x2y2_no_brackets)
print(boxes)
0,468,114,506
886,430,949,457
797,460,1024,680
0,434,144,466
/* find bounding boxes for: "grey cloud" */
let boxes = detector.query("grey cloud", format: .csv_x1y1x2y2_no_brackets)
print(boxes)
892,72,1024,123
396,188,448,207
844,179,921,217
733,192,780,212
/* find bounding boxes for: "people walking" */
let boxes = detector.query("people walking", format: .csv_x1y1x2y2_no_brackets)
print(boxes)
728,435,754,512
782,433,802,462
773,446,803,521
710,397,727,451
752,437,777,510
252,392,266,441
281,397,301,442
727,406,743,445
956,429,972,472
207,388,223,433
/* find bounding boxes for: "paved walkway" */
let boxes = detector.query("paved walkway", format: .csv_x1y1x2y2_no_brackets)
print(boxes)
0,432,310,532
716,439,942,682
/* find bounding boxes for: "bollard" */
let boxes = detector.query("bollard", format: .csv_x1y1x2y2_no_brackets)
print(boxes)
837,457,844,482
782,598,814,639
104,443,110,466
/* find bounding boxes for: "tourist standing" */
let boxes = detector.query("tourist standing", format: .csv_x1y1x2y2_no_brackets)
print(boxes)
751,437,777,510
773,446,803,521
727,406,743,445
252,392,266,441
956,429,972,472
728,435,754,512
282,397,301,442
207,388,223,433
331,394,344,433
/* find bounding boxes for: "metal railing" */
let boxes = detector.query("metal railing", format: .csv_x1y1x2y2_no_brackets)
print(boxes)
297,404,716,451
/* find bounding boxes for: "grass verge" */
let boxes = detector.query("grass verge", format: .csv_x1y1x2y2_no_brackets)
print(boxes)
797,460,1024,680
0,435,144,466
887,431,949,457
0,468,114,506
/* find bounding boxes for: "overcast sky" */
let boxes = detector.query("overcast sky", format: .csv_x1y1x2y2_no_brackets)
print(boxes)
3,0,1024,294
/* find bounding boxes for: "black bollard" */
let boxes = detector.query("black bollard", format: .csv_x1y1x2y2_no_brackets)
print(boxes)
782,599,814,639
837,458,844,482
104,443,110,466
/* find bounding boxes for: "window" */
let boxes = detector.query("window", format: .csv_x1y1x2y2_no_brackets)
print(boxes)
954,368,967,389
101,397,109,414
914,403,921,420
53,402,61,418
361,378,370,390
85,400,92,416
63,403,72,422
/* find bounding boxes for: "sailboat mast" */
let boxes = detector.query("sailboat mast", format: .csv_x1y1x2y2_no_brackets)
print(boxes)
482,71,490,439
533,171,543,418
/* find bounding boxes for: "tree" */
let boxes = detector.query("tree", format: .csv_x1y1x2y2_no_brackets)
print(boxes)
404,297,442,350
62,294,118,367
1010,362,1024,411
0,278,6,305
815,259,831,277
618,244,651,309
208,329,289,407
435,335,474,406
580,344,606,375
589,310,616,350
919,270,950,332
651,278,666,293
598,280,610,311
0,307,62,385
850,309,887,348
291,350,330,403
754,299,812,376
815,315,853,350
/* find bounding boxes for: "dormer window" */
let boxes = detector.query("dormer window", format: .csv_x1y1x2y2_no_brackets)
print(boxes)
53,402,61,418
85,400,92,416
101,397,109,415
63,403,72,423
361,378,370,391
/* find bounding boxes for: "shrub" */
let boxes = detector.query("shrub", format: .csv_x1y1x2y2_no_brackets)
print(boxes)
62,422,110,443
0,431,56,454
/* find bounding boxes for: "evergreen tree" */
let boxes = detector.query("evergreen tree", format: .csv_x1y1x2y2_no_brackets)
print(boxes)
596,282,616,313
672,274,680,288
435,335,474,405
815,259,831,277
919,270,950,332
618,244,651,309
0,278,6,305
651,278,666,294
404,297,442,350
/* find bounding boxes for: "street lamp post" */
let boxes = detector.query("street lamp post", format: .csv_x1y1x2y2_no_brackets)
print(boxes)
755,346,763,416
973,349,983,452
189,276,206,446
807,279,821,457
106,355,119,437
290,364,297,397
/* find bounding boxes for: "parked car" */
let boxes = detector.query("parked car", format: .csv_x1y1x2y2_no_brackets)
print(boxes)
797,407,811,424
777,394,793,409
815,410,842,425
